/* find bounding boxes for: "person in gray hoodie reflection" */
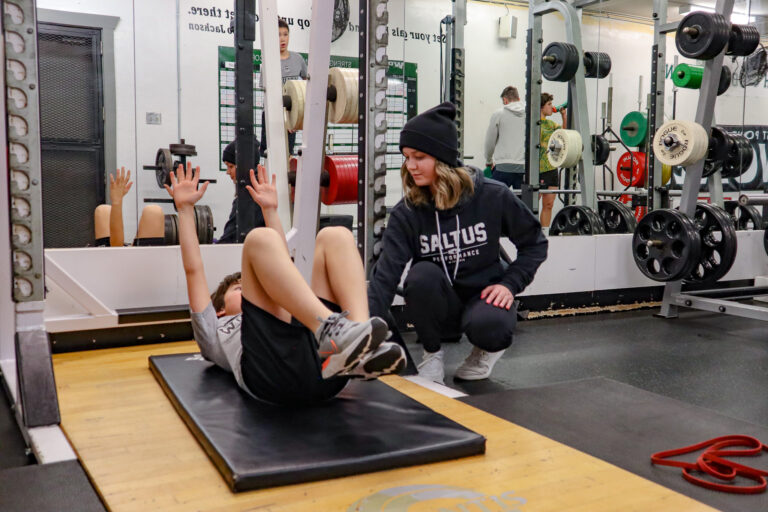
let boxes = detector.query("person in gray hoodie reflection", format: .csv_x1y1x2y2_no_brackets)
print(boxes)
484,86,526,189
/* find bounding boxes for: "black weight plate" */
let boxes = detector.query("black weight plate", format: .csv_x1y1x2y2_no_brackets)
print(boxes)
708,126,732,162
633,208,701,282
598,200,637,234
164,214,178,245
583,51,611,78
194,205,214,244
764,229,768,257
685,203,737,283
676,11,730,60
728,24,761,57
717,66,731,95
169,142,198,156
724,200,763,230
550,205,604,236
155,148,173,188
702,159,723,178
542,42,580,82
591,134,610,165
723,135,754,177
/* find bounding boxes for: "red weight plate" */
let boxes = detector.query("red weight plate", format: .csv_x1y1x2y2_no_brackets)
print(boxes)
616,151,647,187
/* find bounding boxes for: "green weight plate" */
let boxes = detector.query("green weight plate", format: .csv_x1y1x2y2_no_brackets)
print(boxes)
672,63,703,89
620,111,648,147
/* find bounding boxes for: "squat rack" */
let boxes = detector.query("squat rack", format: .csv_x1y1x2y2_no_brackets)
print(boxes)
524,0,597,214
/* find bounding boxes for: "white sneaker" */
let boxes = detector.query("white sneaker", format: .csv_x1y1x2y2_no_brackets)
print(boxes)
454,347,505,381
417,349,445,384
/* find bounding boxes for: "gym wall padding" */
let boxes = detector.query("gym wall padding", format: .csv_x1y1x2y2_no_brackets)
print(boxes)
149,353,485,492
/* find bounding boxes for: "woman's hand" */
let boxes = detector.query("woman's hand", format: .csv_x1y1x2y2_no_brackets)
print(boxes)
164,162,209,209
109,167,132,204
246,164,278,211
480,284,515,310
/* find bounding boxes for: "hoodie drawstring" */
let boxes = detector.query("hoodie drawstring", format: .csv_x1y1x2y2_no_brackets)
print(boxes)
435,211,461,284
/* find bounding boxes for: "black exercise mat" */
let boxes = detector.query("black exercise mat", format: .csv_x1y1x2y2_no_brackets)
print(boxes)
0,461,106,512
150,353,485,492
460,377,768,512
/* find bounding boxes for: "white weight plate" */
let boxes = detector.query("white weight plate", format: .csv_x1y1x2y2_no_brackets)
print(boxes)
283,80,307,131
328,68,359,124
652,120,708,167
547,129,582,168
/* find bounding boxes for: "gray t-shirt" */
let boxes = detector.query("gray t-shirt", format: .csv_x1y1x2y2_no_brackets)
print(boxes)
259,51,307,87
190,302,255,398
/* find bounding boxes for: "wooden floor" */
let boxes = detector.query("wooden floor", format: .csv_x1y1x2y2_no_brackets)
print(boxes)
53,342,715,512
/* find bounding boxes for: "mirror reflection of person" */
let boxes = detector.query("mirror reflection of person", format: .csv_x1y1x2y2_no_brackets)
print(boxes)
217,138,265,244
94,167,164,246
539,93,566,228
259,18,307,158
484,86,525,190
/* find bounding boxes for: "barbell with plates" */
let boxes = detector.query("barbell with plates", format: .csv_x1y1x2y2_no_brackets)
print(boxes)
193,205,214,244
675,11,731,60
583,51,611,78
724,200,763,230
597,200,637,234
549,205,606,236
164,214,178,245
547,129,582,168
541,42,580,82
672,63,731,95
652,119,709,167
619,111,648,147
145,139,198,189
591,134,611,165
632,208,702,282
685,203,737,283
727,24,760,57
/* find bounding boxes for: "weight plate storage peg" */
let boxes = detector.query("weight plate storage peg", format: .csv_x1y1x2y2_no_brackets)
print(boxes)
591,134,610,165
727,24,760,57
616,151,647,187
597,200,637,234
675,11,731,60
724,200,763,230
652,120,709,167
547,129,583,168
619,111,648,147
550,205,606,236
632,208,701,282
583,52,611,78
685,203,738,283
541,42,580,82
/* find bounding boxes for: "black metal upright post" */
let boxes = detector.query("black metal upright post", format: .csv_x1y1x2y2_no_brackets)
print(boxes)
234,0,256,242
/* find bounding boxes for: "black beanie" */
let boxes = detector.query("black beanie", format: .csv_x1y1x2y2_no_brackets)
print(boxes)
399,102,460,167
222,138,260,167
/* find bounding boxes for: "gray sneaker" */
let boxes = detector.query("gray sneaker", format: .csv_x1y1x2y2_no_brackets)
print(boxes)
417,348,445,384
454,346,505,381
316,312,388,379
341,342,406,380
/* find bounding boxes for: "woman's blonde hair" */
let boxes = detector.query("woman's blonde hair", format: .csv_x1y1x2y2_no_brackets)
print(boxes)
401,159,474,210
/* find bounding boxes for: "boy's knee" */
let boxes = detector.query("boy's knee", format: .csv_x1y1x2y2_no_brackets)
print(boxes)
316,225,353,246
94,204,111,218
244,226,279,248
140,204,163,220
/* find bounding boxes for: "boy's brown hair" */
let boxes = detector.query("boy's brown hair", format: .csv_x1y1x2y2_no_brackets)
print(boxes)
278,18,289,31
211,272,241,312
541,92,554,108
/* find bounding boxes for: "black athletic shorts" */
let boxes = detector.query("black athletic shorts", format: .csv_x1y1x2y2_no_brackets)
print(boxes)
240,296,348,406
539,169,559,188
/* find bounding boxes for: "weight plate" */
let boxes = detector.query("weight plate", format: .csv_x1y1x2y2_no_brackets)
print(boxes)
652,120,709,167
155,148,173,188
550,205,604,236
542,42,580,82
723,135,754,178
662,163,672,185
718,65,732,95
708,126,732,162
728,24,761,57
598,200,637,234
283,80,307,130
616,151,647,187
685,203,738,283
583,51,611,78
163,214,178,245
676,11,730,60
194,205,214,244
672,63,703,88
724,200,763,230
328,67,359,124
547,129,582,168
703,159,723,178
168,142,197,156
619,111,648,147
591,134,610,165
764,229,768,258
633,208,701,282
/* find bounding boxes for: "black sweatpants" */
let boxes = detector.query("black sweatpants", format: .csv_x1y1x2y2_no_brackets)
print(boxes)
403,261,517,354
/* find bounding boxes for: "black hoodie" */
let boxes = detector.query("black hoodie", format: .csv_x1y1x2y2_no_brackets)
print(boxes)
368,167,548,319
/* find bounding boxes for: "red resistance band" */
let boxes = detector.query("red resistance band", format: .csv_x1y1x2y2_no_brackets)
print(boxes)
651,435,768,494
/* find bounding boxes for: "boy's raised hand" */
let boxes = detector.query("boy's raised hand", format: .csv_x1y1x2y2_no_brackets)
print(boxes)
245,164,278,211
109,167,132,204
164,162,208,208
